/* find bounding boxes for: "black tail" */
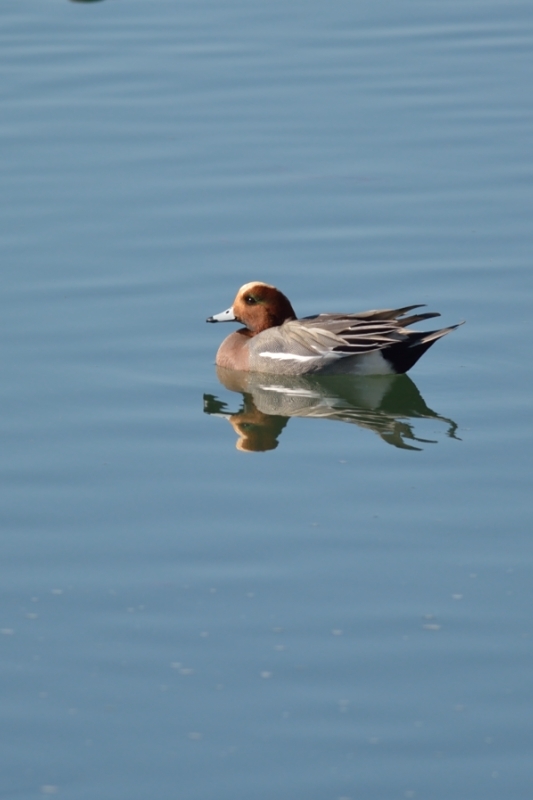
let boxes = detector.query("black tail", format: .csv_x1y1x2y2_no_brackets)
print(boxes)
382,324,463,374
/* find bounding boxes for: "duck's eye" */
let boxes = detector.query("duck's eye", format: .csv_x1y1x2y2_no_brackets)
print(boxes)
244,295,257,305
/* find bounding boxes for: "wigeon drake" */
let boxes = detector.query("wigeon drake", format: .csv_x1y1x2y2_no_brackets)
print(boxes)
207,282,463,376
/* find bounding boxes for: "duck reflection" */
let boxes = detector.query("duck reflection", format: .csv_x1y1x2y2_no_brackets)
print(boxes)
204,367,459,452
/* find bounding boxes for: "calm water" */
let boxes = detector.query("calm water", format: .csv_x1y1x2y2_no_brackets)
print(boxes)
1,1,532,798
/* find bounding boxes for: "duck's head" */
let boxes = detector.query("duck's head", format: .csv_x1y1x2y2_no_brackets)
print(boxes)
207,282,297,333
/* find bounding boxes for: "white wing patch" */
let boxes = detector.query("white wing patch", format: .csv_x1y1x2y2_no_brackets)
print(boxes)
258,352,319,362
258,349,394,374
259,385,319,397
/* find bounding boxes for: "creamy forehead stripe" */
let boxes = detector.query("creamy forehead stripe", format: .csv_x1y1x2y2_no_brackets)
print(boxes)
239,281,276,293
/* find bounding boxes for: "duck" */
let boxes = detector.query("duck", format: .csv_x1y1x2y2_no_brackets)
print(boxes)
206,281,463,375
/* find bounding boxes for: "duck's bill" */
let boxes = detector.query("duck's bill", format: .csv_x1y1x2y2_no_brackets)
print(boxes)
206,307,236,323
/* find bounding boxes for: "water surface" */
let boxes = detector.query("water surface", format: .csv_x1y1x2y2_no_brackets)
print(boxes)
1,1,532,798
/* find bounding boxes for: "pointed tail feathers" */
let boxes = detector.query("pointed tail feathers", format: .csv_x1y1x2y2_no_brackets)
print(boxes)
384,321,464,373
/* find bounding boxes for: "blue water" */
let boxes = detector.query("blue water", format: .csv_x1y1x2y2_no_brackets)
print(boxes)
1,1,532,798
